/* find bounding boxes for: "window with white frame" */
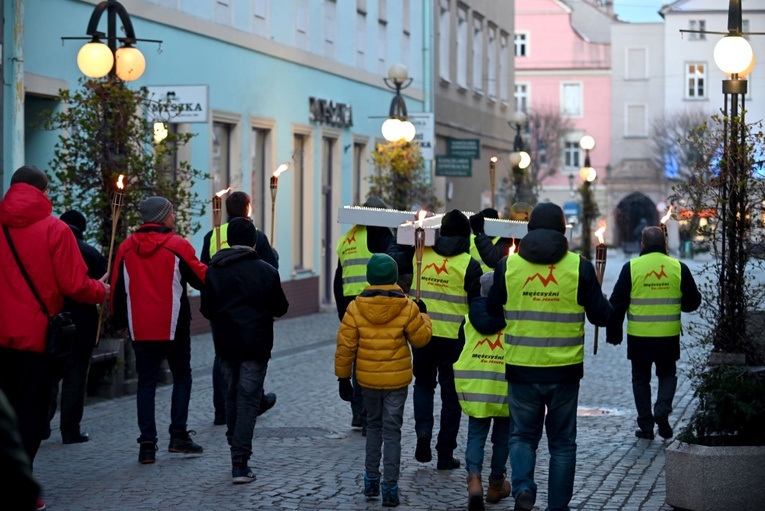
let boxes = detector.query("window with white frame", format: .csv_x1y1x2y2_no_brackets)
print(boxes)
324,0,336,59
292,134,306,271
515,83,529,113
488,25,497,99
473,16,484,93
685,62,706,99
250,127,271,229
253,0,268,37
456,6,468,88
378,20,387,76
514,32,527,57
295,0,309,51
561,82,582,117
356,10,367,69
688,20,706,40
500,32,509,102
625,104,647,138
563,141,580,169
626,47,647,80
438,0,450,80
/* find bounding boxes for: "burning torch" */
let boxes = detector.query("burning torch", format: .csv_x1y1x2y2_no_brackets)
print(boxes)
414,210,427,300
490,156,498,209
593,221,607,355
270,163,290,248
96,174,126,345
660,206,673,254
212,187,232,253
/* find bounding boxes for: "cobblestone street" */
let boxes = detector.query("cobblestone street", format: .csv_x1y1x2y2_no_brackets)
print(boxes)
35,250,712,510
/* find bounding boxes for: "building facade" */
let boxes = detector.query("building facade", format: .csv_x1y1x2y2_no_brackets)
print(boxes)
2,0,425,317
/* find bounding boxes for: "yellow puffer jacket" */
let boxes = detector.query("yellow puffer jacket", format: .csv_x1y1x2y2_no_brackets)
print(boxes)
335,284,432,390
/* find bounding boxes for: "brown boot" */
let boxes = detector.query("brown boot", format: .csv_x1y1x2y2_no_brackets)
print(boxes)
467,473,484,511
486,474,511,503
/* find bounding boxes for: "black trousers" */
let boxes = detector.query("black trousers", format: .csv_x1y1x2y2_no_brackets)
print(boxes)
49,343,94,437
631,359,677,431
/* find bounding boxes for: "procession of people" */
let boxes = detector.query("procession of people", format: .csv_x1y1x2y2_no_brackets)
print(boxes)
0,165,700,511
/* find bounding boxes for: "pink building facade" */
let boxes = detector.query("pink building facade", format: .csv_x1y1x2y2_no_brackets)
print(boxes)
515,0,612,213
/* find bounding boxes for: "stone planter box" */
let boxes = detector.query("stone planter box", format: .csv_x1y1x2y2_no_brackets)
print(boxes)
665,441,765,510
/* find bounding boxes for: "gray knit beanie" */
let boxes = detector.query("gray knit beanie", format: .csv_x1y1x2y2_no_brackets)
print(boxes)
139,197,173,224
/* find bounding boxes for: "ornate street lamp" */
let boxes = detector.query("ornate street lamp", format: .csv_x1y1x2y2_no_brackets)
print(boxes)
66,0,162,82
579,135,598,260
508,111,531,205
382,64,416,142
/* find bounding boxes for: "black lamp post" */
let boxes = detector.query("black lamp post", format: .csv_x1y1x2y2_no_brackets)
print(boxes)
579,135,597,260
382,64,416,142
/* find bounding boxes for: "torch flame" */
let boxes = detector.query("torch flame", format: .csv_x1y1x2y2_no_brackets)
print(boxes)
508,243,517,257
594,221,607,245
116,174,125,190
417,210,427,222
215,187,232,198
273,163,290,177
490,156,498,163
661,206,673,225
247,204,252,218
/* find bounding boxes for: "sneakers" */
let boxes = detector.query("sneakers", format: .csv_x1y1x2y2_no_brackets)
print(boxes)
138,441,157,464
486,474,511,504
168,430,204,454
414,432,432,463
437,457,461,470
382,484,400,507
656,418,674,439
634,428,655,440
35,498,46,511
363,474,380,497
513,489,535,511
258,392,277,416
232,458,256,484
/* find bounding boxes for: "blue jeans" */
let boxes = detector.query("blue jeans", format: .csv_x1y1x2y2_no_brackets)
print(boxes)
132,340,193,443
508,381,579,511
465,416,510,479
219,356,268,461
363,387,407,487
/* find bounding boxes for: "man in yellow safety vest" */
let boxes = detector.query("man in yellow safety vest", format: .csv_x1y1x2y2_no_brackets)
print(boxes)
606,225,700,441
485,202,612,511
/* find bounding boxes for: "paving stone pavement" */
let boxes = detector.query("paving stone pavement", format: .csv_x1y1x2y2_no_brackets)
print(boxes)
35,250,714,511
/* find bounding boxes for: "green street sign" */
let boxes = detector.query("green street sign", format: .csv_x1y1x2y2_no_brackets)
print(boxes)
436,156,472,177
447,138,481,159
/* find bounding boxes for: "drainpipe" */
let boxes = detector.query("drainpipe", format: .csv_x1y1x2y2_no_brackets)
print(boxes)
11,0,25,176
421,0,433,184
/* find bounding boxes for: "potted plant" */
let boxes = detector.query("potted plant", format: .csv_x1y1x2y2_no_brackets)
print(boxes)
40,77,208,395
665,110,765,510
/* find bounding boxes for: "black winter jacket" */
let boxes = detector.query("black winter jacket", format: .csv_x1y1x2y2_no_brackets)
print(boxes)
200,247,289,360
200,220,278,269
606,245,701,362
457,297,507,344
486,228,613,383
472,234,515,269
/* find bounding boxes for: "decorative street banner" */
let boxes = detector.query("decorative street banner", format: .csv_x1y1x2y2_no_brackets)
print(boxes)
447,138,481,159
146,85,209,123
436,156,472,177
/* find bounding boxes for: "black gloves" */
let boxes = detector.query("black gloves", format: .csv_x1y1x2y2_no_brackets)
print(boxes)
415,299,427,314
469,213,485,236
338,378,353,402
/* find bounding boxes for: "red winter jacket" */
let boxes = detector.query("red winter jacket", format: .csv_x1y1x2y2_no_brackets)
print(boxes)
0,183,106,353
110,224,206,341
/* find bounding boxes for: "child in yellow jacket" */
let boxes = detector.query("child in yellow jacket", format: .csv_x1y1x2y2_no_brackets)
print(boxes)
335,253,432,507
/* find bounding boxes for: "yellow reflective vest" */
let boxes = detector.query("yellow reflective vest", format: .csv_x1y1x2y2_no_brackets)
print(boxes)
627,253,682,337
470,234,499,273
413,249,471,338
503,252,584,368
337,226,374,297
454,317,509,418
209,223,231,259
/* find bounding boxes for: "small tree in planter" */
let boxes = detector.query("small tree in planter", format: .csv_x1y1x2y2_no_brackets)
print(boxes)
369,139,441,211
665,113,765,511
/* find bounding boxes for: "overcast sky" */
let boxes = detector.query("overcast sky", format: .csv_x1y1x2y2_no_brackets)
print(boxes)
613,0,666,23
